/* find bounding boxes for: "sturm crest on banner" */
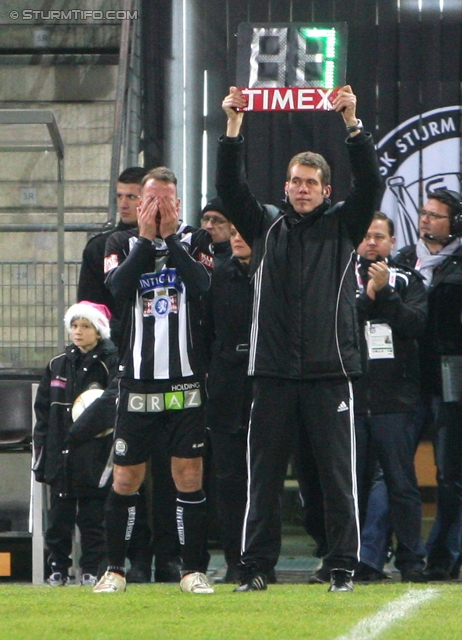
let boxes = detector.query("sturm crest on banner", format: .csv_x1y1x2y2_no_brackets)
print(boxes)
377,106,462,251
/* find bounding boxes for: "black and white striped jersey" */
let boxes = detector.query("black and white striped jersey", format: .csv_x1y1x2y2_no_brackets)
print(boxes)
104,223,213,380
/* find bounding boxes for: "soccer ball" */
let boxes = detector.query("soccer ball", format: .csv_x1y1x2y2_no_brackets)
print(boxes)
71,388,104,421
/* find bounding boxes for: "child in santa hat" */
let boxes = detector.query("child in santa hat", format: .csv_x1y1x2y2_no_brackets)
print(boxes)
33,301,118,587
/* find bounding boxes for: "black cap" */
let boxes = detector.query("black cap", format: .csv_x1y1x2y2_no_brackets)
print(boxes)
201,196,227,217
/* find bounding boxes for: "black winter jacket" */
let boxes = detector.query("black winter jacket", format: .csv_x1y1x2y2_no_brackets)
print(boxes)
205,255,253,432
216,132,382,380
354,256,428,414
396,243,462,395
33,338,118,495
78,220,135,346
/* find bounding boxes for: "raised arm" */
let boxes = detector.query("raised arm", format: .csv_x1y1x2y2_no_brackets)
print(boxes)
156,193,211,295
332,84,362,138
222,86,246,138
104,232,153,298
105,194,210,298
216,87,268,245
336,87,382,246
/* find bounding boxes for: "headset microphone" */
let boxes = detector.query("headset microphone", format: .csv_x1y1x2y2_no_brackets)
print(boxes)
423,232,455,243
428,188,462,237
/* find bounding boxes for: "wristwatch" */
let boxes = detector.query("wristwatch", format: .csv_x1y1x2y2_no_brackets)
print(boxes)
346,119,363,134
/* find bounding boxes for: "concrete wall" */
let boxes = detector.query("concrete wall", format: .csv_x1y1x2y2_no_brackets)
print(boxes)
0,2,126,367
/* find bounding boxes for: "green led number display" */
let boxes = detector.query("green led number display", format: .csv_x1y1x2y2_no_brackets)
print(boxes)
298,27,338,87
237,22,348,89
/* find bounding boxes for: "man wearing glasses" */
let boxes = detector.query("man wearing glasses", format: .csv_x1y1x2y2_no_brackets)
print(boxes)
200,197,233,270
397,188,462,582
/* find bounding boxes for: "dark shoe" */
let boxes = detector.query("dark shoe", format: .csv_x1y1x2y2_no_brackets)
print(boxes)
354,562,391,582
423,566,451,582
308,565,331,584
47,571,70,587
328,569,354,592
80,573,98,587
267,568,277,584
154,558,182,583
214,565,240,584
402,568,428,583
126,563,152,583
450,556,462,580
234,572,268,592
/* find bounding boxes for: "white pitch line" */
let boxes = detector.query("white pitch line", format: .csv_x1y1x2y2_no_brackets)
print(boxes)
335,587,440,640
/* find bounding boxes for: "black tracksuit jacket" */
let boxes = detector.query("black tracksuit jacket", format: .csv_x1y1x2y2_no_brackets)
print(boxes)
78,220,135,346
216,131,382,381
78,220,135,311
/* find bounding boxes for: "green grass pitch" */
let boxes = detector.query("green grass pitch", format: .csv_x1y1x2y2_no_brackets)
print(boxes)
1,582,462,639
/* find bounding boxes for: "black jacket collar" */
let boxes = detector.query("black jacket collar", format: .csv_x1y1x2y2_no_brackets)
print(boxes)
117,220,137,232
280,198,331,226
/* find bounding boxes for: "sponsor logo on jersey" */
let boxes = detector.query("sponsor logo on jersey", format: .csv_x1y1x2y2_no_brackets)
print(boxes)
143,293,178,317
104,253,119,273
127,389,202,412
171,381,201,391
139,268,184,294
377,105,462,249
337,400,348,412
198,252,214,268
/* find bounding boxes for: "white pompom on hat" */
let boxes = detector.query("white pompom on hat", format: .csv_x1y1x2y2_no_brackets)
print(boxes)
64,301,112,339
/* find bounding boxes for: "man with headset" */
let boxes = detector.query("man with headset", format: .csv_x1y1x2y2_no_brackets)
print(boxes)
397,187,462,581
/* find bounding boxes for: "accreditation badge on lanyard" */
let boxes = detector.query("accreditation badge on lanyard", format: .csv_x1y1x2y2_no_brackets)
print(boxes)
365,321,395,359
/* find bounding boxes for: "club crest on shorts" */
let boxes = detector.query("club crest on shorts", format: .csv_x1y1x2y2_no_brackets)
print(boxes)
115,438,128,456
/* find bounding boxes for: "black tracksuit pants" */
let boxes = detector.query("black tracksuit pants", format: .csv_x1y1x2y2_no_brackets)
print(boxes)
209,428,248,569
241,376,360,575
45,488,107,575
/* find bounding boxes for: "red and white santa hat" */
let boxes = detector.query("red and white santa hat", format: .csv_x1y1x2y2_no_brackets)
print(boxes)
64,301,112,339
